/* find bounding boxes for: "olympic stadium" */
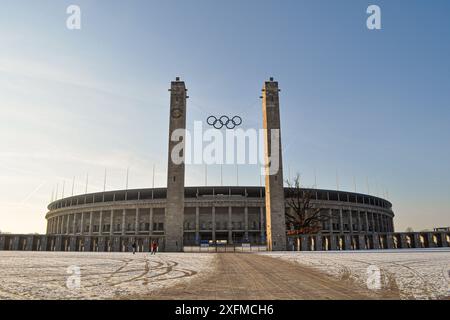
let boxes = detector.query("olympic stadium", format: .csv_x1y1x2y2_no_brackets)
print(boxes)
1,78,449,252
40,186,395,252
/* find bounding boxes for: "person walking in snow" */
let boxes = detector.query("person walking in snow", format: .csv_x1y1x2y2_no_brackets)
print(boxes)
151,240,158,255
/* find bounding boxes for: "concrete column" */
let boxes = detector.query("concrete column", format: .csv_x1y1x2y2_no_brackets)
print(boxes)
371,213,375,233
356,210,362,233
372,233,380,249
110,210,114,235
441,233,449,247
121,209,126,235
244,206,249,241
62,216,66,234
97,237,105,252
72,213,77,234
349,209,353,233
65,215,69,235
149,208,154,235
195,207,199,244
301,235,308,251
315,235,323,251
330,235,337,250
227,206,232,243
55,235,62,251
99,211,103,235
259,206,265,244
344,235,352,250
413,233,421,248
212,206,216,242
52,218,56,234
329,209,333,233
135,208,139,235
358,235,366,250
365,212,369,232
400,234,408,248
54,217,58,234
84,236,91,252
386,233,394,249
88,211,93,236
427,233,436,248
80,212,84,235
339,209,344,233
165,78,187,252
261,78,287,251
57,216,62,234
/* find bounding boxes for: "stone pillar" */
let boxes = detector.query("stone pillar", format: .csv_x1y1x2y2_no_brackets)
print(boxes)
69,236,77,251
339,209,344,233
371,213,375,233
441,233,449,247
349,210,353,233
135,208,139,235
244,206,249,241
400,234,408,248
110,210,114,235
365,212,370,232
315,235,323,251
357,211,362,232
358,235,366,250
372,233,380,249
262,78,287,251
89,211,93,236
143,237,150,252
149,208,154,235
227,206,232,244
72,213,77,234
66,215,70,234
99,211,103,235
329,209,333,233
344,234,352,250
259,206,265,244
121,209,126,235
330,235,337,250
62,216,66,234
195,207,199,244
413,233,421,248
0,236,6,250
212,206,216,242
301,235,308,251
40,236,48,251
97,237,105,252
80,213,84,235
386,233,394,249
54,235,63,251
84,236,91,252
113,236,121,252
427,233,436,248
165,77,187,252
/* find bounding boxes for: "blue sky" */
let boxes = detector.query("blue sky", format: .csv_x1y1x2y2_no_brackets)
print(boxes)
0,0,449,233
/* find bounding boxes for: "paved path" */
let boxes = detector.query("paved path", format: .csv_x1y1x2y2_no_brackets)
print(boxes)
145,253,389,300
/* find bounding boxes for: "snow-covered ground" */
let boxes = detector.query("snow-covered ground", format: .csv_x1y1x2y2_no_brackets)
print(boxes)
0,252,216,300
259,248,450,300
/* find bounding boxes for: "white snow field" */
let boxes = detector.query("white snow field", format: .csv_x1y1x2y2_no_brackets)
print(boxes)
0,252,216,300
259,248,450,300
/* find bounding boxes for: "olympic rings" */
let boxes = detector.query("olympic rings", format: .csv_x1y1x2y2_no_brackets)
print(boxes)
206,115,242,129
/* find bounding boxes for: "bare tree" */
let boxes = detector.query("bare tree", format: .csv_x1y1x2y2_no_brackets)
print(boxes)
285,174,329,235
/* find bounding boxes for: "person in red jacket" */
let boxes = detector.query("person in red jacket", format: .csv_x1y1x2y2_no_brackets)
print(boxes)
151,240,158,255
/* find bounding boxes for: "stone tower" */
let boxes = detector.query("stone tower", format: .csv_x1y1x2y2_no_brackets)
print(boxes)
165,77,187,252
262,77,287,251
